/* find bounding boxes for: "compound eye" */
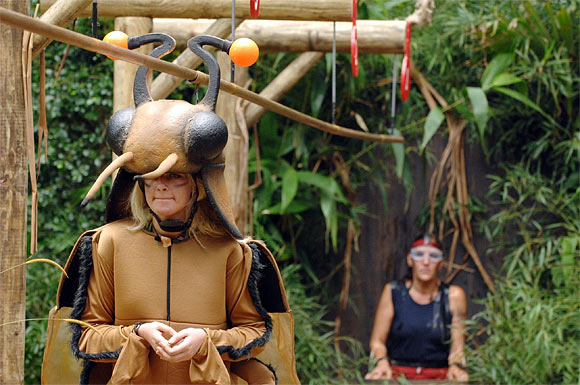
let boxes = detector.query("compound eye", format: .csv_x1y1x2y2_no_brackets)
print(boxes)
185,111,228,164
106,108,135,155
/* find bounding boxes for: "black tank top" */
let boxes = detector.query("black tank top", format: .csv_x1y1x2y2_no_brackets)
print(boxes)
386,280,451,367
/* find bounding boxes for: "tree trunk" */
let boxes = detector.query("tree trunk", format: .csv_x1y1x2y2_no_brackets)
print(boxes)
0,1,28,383
216,52,249,235
40,0,352,21
154,19,406,53
113,17,152,112
32,0,93,57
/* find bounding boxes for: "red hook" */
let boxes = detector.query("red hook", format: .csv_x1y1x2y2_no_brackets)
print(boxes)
400,22,412,101
250,0,260,18
351,0,359,77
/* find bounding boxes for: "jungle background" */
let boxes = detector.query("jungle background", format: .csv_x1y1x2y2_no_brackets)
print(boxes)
23,0,578,384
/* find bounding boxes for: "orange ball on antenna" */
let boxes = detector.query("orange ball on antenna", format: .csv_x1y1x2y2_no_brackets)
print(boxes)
103,31,129,60
229,38,259,67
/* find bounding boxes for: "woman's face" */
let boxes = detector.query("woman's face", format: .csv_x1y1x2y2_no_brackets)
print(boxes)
144,173,193,221
407,245,443,282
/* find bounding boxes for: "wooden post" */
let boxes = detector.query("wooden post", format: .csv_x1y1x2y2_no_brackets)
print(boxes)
32,0,93,58
0,1,28,383
216,52,249,234
154,19,406,53
150,18,241,101
39,0,352,21
113,17,152,113
245,52,324,127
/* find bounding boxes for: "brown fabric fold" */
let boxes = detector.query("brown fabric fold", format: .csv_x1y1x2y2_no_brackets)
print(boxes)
109,333,151,384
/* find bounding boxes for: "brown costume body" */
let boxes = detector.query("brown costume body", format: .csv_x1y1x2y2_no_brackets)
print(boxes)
77,219,269,384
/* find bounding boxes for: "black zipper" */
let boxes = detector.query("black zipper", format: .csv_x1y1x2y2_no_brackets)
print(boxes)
166,243,172,321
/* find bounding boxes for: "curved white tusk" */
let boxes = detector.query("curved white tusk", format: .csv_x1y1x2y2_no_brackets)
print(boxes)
81,152,134,207
135,153,179,180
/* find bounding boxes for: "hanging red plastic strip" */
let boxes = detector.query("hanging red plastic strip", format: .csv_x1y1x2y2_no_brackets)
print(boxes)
250,0,260,18
400,22,411,101
350,0,358,77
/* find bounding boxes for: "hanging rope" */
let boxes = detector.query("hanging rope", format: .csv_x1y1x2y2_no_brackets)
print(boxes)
91,0,98,37
332,21,337,125
390,56,397,132
231,0,236,82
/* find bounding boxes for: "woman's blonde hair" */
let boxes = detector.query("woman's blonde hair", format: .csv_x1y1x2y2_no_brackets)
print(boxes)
128,175,228,239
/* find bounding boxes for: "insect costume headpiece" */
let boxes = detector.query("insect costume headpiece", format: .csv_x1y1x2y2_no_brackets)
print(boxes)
82,33,242,239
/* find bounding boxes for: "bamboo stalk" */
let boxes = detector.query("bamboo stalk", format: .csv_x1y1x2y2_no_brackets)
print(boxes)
32,0,92,57
0,7,403,143
39,0,352,21
154,19,406,53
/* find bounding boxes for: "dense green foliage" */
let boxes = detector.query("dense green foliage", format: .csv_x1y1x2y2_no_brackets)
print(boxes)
21,0,578,384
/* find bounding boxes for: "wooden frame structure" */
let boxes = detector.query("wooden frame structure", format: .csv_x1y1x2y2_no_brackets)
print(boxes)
0,0,419,381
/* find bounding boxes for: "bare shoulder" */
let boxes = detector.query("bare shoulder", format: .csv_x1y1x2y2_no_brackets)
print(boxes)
381,282,393,296
449,284,466,300
448,285,467,315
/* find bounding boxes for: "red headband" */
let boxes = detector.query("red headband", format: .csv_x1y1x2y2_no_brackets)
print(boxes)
411,237,442,250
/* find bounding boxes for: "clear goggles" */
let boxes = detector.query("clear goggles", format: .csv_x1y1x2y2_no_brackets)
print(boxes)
410,248,443,262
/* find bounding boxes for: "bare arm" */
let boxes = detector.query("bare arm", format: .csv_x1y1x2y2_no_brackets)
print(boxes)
447,285,469,382
365,283,395,380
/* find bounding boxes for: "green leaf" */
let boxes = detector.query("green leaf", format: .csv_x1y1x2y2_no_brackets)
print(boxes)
556,8,574,56
560,235,578,283
420,107,445,152
493,86,551,121
320,192,338,250
466,87,489,143
296,171,347,203
281,167,298,212
491,73,524,87
261,201,313,215
391,128,405,178
481,53,513,90
310,70,327,118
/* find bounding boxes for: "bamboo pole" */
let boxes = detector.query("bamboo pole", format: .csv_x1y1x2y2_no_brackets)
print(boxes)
154,19,406,53
39,0,352,21
216,52,249,234
113,17,152,112
0,1,28,383
32,0,92,58
0,7,403,143
245,52,324,128
150,18,241,101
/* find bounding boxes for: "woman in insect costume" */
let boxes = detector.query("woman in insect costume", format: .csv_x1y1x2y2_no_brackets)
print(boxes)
41,33,298,385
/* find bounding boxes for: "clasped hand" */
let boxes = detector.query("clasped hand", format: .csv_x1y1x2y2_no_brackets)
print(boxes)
137,321,207,362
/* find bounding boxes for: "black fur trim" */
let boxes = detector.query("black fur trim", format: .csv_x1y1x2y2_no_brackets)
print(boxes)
68,235,122,384
251,357,278,385
216,243,273,359
80,359,94,385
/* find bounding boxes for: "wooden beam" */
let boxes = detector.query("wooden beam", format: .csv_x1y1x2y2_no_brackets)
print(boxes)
113,17,152,112
39,0,352,21
32,0,93,58
216,52,250,234
154,19,406,54
0,7,403,143
150,18,241,101
245,52,324,128
0,1,28,383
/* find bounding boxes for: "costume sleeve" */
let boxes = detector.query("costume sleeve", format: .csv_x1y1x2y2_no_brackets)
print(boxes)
205,241,271,361
76,230,145,360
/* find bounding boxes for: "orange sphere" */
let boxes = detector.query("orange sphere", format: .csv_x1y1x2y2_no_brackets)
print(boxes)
103,31,128,60
229,38,259,67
